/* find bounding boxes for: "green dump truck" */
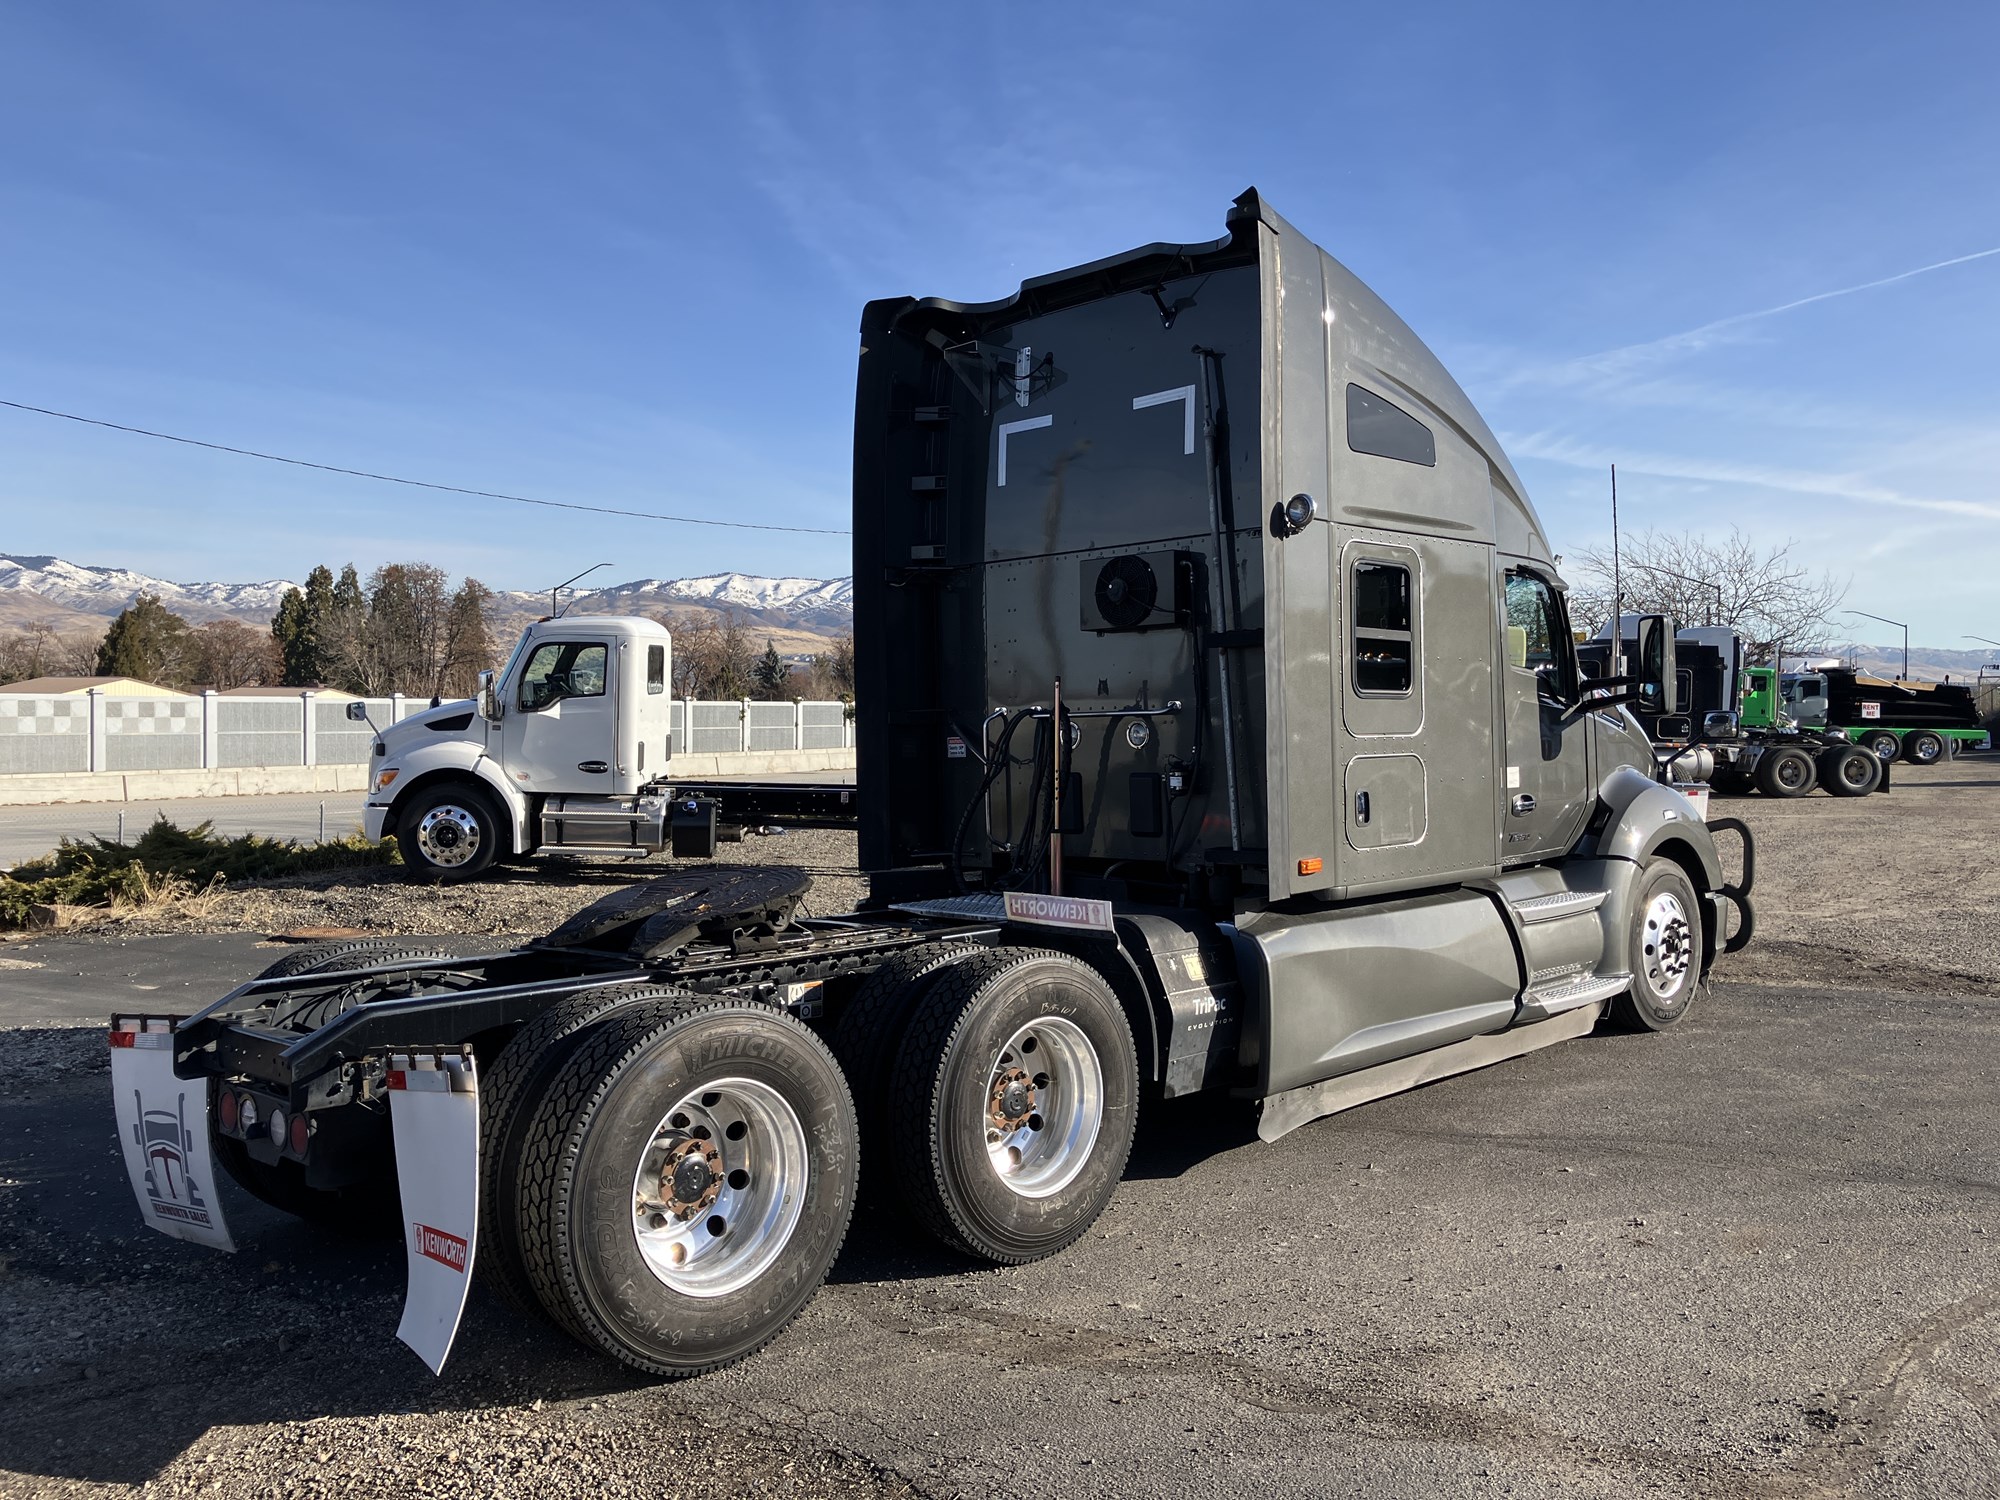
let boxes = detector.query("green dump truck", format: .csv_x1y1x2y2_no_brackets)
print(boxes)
1778,668,1990,764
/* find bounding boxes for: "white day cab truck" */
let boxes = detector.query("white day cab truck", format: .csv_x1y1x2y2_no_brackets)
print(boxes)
110,191,1753,1380
350,618,857,879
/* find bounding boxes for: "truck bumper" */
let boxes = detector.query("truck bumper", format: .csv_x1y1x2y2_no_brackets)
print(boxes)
364,802,392,841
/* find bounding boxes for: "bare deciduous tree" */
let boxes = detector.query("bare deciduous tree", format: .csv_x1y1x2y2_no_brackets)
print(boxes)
1569,529,1848,664
655,609,753,699
0,623,105,683
189,618,278,689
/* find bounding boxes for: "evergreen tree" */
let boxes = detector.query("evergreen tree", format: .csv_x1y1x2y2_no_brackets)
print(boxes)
96,593,193,687
752,640,790,700
271,586,314,685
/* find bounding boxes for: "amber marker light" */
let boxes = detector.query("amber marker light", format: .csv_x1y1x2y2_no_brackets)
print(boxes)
1298,857,1323,876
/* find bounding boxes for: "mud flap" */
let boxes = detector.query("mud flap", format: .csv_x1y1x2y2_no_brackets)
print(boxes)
388,1050,480,1374
110,1018,235,1252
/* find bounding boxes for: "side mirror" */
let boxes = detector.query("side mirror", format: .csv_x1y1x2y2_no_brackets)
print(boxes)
1703,710,1741,739
1632,614,1675,715
344,701,368,722
478,670,502,721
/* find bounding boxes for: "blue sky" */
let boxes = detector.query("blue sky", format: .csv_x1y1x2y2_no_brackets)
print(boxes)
2,3,1996,649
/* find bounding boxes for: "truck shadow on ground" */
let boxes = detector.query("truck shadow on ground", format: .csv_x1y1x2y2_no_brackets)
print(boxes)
0,1079,1270,1486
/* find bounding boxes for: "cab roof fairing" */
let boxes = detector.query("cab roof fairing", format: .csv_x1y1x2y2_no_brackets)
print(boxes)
1239,192,1553,570
856,189,1556,573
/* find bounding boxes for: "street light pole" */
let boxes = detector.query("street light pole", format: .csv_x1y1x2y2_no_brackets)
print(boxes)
1845,609,1908,680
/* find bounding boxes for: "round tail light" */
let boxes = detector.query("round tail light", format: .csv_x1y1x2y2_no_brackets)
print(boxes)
267,1106,287,1148
288,1113,310,1156
238,1095,259,1135
217,1089,239,1133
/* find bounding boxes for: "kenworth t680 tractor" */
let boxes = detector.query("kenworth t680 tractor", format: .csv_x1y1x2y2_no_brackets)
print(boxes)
110,191,1753,1380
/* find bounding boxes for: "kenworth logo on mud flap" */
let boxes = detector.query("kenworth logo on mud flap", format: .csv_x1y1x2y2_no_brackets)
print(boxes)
413,1222,469,1272
133,1088,217,1230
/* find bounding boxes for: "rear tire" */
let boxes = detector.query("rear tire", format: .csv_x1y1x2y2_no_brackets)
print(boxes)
254,938,432,981
477,985,701,1321
1605,858,1702,1032
1902,731,1945,765
263,946,461,1033
829,942,984,1192
397,782,506,882
515,1002,857,1376
1818,744,1882,798
888,948,1137,1265
1860,730,1901,761
1754,744,1817,798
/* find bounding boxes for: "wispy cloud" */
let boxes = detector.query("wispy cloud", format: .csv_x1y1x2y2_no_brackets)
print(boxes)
1504,430,2000,523
1498,245,2000,393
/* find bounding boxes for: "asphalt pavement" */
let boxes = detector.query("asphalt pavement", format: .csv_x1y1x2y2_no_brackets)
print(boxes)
1,933,1994,1498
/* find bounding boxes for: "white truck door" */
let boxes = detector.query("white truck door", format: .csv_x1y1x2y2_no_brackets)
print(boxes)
501,635,618,794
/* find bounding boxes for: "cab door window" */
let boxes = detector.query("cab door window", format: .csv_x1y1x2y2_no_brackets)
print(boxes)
1503,572,1576,705
518,641,608,712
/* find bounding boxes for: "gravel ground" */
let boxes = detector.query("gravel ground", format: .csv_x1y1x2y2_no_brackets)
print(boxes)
12,826,868,948
1709,752,2000,996
2,754,1996,1498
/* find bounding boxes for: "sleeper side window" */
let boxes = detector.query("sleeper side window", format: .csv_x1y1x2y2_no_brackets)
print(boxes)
518,641,608,712
1352,560,1413,695
1346,384,1437,467
1503,572,1575,704
647,645,666,694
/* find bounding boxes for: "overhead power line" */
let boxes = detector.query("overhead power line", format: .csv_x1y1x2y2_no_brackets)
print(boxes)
0,399,852,536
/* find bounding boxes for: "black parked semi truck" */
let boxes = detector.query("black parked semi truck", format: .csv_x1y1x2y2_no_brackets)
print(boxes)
110,191,1753,1380
1583,624,1893,799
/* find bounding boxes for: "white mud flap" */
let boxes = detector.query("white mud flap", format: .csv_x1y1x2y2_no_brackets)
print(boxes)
110,1018,235,1252
388,1051,479,1375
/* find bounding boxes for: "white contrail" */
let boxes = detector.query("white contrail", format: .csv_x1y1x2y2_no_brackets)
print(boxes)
1669,245,2000,343
1528,245,2000,385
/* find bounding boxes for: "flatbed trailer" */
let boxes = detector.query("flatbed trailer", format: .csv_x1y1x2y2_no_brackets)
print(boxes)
110,190,1755,1382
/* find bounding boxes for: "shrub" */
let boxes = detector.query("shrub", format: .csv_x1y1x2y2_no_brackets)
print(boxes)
0,817,398,929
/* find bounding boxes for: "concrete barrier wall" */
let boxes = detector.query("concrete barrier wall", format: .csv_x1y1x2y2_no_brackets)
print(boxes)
0,688,857,804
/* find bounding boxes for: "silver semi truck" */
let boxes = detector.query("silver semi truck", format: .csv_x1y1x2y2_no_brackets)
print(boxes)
109,190,1753,1380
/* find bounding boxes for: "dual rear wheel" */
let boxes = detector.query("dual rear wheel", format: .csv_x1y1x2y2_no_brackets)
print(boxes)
476,944,1137,1377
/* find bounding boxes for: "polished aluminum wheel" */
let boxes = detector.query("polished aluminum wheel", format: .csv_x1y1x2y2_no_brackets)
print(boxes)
414,804,483,868
1638,889,1693,1003
982,1016,1104,1199
630,1076,809,1299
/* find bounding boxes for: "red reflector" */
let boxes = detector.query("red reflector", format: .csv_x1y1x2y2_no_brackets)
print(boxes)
218,1090,239,1133
108,1031,137,1049
288,1113,310,1156
384,1070,408,1091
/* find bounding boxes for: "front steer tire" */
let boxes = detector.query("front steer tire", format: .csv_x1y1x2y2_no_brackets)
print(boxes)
1605,858,1703,1032
397,782,506,882
888,947,1138,1266
513,1002,858,1377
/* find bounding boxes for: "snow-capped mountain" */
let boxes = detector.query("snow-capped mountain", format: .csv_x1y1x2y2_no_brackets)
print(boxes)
0,553,855,638
574,573,854,620
0,554,301,624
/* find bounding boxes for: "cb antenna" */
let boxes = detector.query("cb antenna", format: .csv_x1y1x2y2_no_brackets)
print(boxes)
1610,463,1622,672
551,562,613,618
